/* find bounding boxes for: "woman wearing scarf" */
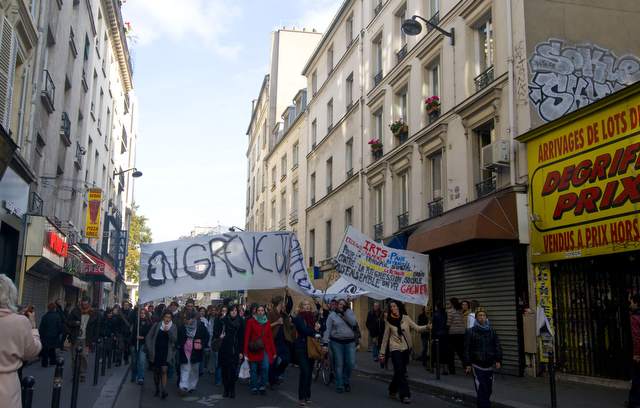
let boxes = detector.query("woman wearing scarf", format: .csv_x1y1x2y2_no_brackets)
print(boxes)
293,299,321,406
212,304,245,398
129,308,152,385
146,310,178,399
244,305,276,395
176,311,210,396
379,300,429,404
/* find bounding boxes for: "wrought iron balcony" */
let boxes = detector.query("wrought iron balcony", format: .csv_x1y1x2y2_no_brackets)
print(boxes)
290,210,298,224
74,141,83,169
81,69,88,91
427,12,440,33
28,192,43,216
373,70,383,87
475,176,497,198
428,198,443,218
428,110,440,125
113,207,122,227
346,168,354,179
310,197,316,206
327,185,333,195
346,101,354,112
397,212,409,230
279,219,286,230
373,149,383,162
374,1,383,17
397,131,408,145
374,222,384,241
41,70,55,112
396,44,408,64
69,27,77,58
60,112,71,145
311,141,317,150
474,65,494,92
124,93,130,114
327,123,334,133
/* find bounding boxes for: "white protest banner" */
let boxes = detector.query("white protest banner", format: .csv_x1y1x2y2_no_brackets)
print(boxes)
139,231,323,304
335,225,429,305
324,277,385,301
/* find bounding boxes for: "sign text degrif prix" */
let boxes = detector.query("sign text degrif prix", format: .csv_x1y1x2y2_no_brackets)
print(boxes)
527,91,640,262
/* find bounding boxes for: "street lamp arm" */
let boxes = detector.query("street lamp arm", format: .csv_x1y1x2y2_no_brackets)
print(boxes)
412,15,453,38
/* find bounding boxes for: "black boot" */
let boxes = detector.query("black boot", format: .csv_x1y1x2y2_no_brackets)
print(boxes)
223,389,230,398
230,389,236,398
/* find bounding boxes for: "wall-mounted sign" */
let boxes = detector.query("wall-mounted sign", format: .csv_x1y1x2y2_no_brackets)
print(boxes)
115,230,128,276
3,200,24,218
85,188,102,238
47,231,68,257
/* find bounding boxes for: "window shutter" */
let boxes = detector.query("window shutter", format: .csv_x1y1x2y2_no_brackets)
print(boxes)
0,15,15,130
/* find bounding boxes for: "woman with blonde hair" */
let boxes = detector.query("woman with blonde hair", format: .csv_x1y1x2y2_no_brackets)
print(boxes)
293,299,321,406
0,274,42,408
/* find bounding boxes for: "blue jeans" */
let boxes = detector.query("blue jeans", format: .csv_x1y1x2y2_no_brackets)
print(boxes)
372,343,380,360
330,341,355,390
129,345,147,381
249,350,270,391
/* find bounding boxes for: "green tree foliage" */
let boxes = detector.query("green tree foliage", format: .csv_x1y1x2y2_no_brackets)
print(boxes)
125,202,152,283
219,290,237,302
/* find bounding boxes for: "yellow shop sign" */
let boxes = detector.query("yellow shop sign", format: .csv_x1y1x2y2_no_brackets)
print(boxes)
518,85,640,262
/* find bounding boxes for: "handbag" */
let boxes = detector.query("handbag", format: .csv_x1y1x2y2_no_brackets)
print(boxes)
372,337,379,348
194,339,203,350
307,336,323,360
338,313,361,345
248,324,266,352
211,326,225,352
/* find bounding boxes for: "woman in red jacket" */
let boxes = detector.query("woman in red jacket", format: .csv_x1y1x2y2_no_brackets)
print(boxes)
244,305,276,395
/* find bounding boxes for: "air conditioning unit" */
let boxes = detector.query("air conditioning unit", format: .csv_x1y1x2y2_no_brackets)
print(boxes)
482,140,509,170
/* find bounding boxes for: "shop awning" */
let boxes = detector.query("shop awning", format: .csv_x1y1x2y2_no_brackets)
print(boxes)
407,193,520,253
61,274,88,291
68,244,116,282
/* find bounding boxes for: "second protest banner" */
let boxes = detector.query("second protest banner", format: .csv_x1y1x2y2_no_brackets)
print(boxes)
335,225,429,305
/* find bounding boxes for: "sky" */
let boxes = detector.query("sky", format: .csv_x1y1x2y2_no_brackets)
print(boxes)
121,0,341,243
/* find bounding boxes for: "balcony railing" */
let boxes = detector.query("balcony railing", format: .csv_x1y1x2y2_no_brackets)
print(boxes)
427,12,440,33
346,101,354,112
327,123,334,133
397,131,408,145
428,198,443,218
121,126,128,153
28,192,43,216
311,141,317,150
118,171,125,193
278,219,286,230
41,70,55,112
374,1,383,17
476,176,497,198
428,110,440,125
474,65,494,92
397,212,409,230
290,210,298,224
346,168,354,179
374,222,384,241
396,44,408,64
113,207,122,228
124,93,130,114
373,70,383,87
81,69,88,91
74,141,83,168
310,197,315,206
327,185,332,195
373,149,383,162
69,27,77,58
60,112,71,145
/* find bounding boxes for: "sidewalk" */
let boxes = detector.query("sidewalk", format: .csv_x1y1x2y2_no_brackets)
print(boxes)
21,348,137,408
353,352,627,408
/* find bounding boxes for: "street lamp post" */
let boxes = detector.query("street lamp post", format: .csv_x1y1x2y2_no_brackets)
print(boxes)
401,15,454,46
113,167,143,179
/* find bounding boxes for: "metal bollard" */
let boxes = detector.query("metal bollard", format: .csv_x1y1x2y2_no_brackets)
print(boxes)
51,358,64,408
101,336,107,376
94,339,101,385
70,346,82,408
548,350,557,408
107,336,112,369
21,376,35,408
435,339,441,380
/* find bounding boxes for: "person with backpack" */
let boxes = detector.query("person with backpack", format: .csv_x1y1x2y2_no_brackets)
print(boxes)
322,299,359,394
379,300,429,404
244,305,276,395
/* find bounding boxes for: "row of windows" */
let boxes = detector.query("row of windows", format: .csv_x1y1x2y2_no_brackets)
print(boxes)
307,208,353,265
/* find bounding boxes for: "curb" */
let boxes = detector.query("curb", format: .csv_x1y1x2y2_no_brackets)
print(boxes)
93,364,130,408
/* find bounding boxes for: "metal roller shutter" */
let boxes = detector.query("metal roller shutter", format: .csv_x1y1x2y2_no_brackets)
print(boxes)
443,244,519,375
22,273,49,326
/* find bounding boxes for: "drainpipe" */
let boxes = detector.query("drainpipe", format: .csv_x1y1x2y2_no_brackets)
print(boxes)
24,0,48,163
358,2,365,231
506,0,516,186
16,67,29,148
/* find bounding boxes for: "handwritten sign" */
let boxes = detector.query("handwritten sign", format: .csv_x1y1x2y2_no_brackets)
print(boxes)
323,277,385,301
335,226,429,305
138,231,323,304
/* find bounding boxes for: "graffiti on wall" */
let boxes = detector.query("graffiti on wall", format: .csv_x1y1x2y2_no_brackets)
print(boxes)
528,38,640,122
515,40,529,105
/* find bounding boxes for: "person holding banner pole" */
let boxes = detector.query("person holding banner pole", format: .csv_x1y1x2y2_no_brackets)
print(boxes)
322,299,358,393
267,288,293,389
379,300,429,404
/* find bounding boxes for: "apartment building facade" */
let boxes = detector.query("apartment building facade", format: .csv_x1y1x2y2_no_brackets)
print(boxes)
293,0,640,379
0,0,138,314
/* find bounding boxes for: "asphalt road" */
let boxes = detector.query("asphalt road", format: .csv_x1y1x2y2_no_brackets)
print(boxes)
134,365,463,408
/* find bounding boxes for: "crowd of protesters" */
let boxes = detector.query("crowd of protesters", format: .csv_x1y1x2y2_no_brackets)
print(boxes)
0,269,505,407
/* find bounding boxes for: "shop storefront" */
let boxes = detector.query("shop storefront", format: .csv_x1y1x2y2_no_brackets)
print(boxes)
517,82,640,381
68,243,116,308
407,189,530,375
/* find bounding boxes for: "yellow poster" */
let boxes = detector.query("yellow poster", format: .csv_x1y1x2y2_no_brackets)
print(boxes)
520,88,640,263
85,188,102,238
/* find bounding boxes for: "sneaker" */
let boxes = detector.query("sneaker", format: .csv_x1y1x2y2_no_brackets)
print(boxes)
130,377,136,383
181,388,187,396
344,384,350,392
138,379,144,385
188,389,195,393
259,389,267,396
251,389,258,395
154,390,160,397
336,388,344,393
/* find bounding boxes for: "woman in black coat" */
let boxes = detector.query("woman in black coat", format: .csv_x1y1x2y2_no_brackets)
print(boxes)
39,303,64,367
212,304,244,398
431,301,449,374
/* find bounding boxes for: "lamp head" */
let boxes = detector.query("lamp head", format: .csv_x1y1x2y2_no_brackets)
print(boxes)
401,18,422,36
132,169,143,178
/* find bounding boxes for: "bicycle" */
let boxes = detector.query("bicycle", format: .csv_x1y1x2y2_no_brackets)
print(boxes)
321,348,333,385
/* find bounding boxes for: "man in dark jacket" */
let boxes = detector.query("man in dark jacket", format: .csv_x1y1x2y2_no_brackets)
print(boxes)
626,295,640,408
366,301,382,362
66,296,100,381
40,303,65,367
464,307,502,408
114,301,133,366
55,299,68,351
